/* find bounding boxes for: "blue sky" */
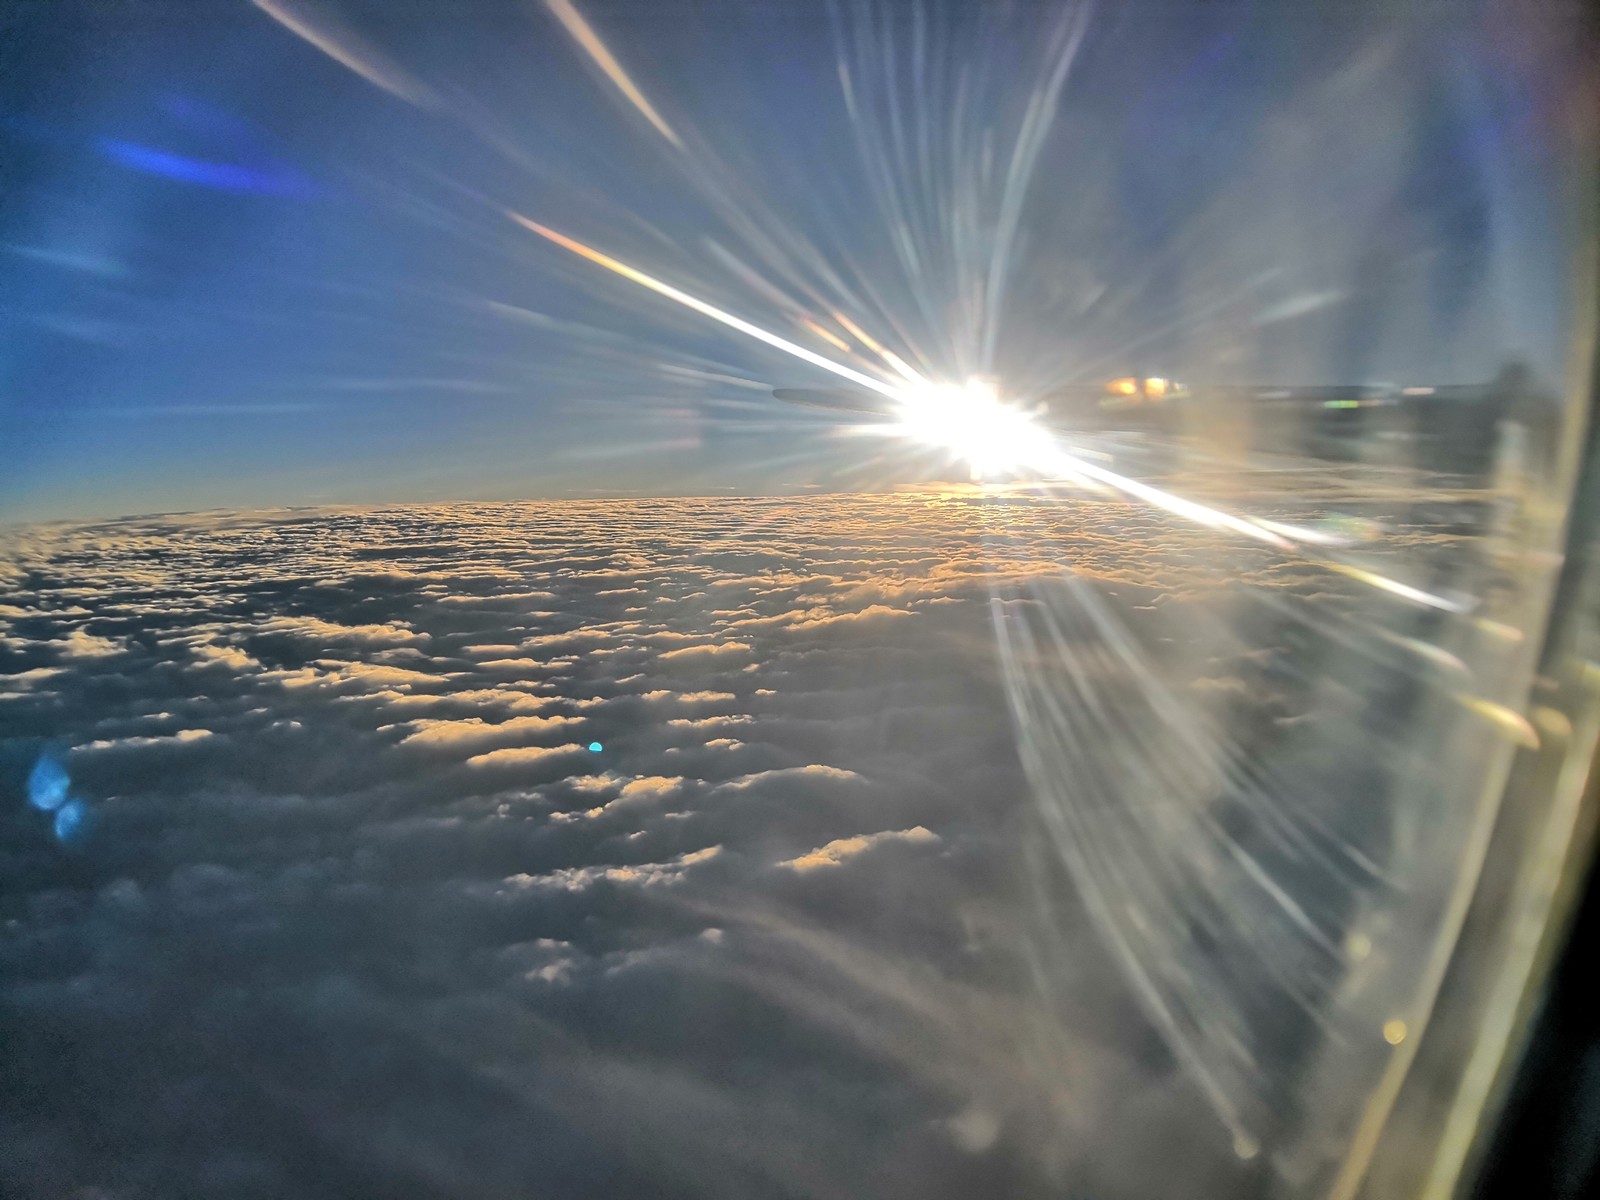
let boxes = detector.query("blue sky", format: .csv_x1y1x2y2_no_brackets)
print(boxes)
1,0,1580,520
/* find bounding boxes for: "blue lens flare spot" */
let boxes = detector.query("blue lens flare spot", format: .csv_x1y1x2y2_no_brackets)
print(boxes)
588,742,603,753
53,798,90,843
27,753,70,811
96,139,312,196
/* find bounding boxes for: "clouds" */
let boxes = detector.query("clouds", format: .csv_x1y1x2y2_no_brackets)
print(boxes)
74,728,216,754
57,628,123,660
657,640,753,663
256,615,431,649
398,714,585,753
781,825,940,872
189,640,261,670
607,774,685,806
719,764,863,791
505,843,723,893
0,489,1441,1200
465,742,590,771
269,659,448,693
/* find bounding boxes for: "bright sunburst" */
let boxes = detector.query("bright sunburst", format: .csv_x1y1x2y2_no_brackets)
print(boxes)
887,377,1055,479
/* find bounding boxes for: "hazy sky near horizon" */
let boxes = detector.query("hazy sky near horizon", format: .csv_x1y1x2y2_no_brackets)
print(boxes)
1,0,1585,521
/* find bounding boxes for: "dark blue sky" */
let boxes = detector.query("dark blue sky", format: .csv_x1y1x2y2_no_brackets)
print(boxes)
1,0,1585,520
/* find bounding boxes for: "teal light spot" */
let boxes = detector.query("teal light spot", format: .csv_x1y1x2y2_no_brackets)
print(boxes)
54,798,90,843
28,753,70,812
588,741,603,753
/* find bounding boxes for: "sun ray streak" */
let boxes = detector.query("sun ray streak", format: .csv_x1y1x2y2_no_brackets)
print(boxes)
505,213,1465,617
979,6,1090,373
505,212,904,398
543,0,684,149
252,0,434,106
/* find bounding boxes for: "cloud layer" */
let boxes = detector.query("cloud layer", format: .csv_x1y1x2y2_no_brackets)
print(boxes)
0,490,1490,1199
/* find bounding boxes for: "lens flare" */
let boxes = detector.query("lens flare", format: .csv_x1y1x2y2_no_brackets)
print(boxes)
544,0,684,149
888,377,1055,478
507,211,1465,610
506,211,903,399
27,753,70,812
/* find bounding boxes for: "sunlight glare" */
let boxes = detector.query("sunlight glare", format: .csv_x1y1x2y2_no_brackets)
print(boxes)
890,377,1055,479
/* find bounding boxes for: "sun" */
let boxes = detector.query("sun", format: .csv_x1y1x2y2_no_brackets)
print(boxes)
888,377,1056,479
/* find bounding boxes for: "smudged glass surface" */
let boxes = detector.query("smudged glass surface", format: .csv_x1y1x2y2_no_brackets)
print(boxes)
2,2,1597,1199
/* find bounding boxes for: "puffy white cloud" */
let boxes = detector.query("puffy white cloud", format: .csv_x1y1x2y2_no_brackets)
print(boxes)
189,640,260,671
779,825,940,872
57,628,123,659
268,660,447,692
504,844,721,892
398,714,585,752
435,590,557,606
658,641,752,662
360,687,555,715
718,764,863,791
613,775,685,804
465,742,589,770
257,615,431,648
639,689,736,705
0,666,64,691
74,728,216,753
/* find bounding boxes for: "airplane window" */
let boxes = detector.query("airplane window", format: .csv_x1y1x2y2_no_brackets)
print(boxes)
2,2,1596,1197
